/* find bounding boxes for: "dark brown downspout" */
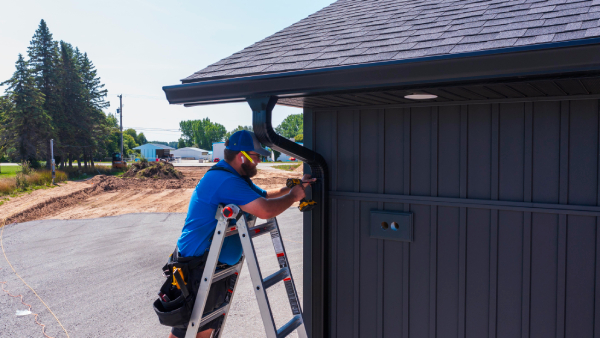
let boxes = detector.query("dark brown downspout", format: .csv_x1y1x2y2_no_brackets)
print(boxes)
248,96,328,338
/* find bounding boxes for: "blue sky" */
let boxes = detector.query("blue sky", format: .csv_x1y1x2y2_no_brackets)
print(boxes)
1,0,334,141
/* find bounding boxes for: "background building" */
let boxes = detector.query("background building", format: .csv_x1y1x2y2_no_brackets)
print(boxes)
212,142,225,161
170,147,211,160
133,143,174,160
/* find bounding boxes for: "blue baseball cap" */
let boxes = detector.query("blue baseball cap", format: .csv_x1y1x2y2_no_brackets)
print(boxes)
227,130,271,157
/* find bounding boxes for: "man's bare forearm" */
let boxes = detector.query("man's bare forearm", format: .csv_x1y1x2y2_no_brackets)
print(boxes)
265,187,290,198
240,193,296,219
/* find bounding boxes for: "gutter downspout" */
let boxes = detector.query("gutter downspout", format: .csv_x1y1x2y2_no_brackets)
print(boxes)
248,96,328,338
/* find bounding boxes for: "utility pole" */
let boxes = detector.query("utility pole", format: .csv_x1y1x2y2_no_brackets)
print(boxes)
50,139,55,184
118,94,123,158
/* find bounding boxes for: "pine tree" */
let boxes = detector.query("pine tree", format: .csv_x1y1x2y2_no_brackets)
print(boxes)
28,19,60,167
1,54,52,163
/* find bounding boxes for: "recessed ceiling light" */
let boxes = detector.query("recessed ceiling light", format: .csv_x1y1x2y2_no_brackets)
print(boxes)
404,93,438,100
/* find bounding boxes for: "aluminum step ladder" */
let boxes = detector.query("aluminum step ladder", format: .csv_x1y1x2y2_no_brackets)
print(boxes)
184,204,308,338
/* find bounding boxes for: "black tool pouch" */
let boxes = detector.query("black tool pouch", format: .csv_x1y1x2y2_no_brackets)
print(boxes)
153,247,207,328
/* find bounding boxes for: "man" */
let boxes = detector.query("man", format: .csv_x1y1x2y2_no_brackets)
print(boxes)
168,130,314,338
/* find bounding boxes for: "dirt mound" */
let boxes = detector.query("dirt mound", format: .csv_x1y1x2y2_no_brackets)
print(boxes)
123,161,183,179
4,175,199,224
294,163,304,173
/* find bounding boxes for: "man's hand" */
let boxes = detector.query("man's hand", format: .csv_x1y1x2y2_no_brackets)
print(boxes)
289,185,306,202
302,174,316,188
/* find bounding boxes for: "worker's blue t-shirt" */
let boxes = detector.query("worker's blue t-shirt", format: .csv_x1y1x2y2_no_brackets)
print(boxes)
177,160,266,264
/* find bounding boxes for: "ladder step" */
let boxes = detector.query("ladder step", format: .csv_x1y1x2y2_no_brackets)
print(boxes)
199,302,230,327
277,314,303,338
262,267,290,290
212,262,242,283
225,219,276,238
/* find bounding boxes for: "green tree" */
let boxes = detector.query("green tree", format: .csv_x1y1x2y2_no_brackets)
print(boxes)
275,114,302,139
28,19,61,168
180,118,227,150
225,125,253,140
294,133,303,142
137,132,147,145
177,138,186,149
124,128,137,141
1,54,52,164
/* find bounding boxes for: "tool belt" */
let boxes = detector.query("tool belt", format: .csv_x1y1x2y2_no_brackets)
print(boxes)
153,247,207,328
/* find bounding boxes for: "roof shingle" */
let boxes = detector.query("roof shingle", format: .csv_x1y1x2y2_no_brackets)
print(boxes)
184,0,600,82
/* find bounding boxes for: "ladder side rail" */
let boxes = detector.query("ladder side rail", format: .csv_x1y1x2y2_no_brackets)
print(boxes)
184,215,229,338
214,255,245,338
271,217,309,338
238,213,278,338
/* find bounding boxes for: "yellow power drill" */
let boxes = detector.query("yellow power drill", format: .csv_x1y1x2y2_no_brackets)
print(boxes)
286,178,317,212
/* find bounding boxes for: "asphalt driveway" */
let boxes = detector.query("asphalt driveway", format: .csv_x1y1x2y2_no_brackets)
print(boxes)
0,209,304,337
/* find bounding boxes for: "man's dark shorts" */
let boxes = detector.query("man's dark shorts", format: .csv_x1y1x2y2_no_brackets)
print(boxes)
170,264,230,338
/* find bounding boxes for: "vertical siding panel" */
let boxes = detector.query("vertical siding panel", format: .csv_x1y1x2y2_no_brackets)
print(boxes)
466,104,491,338
557,101,569,338
409,107,432,338
403,109,411,338
437,105,461,338
459,105,468,338
596,99,600,338
499,102,525,202
532,101,561,203
383,109,405,338
330,111,338,338
522,103,533,338
531,101,561,338
430,107,438,338
353,110,361,338
336,199,355,338
569,100,599,206
566,100,598,337
377,110,385,338
302,108,314,337
490,104,500,338
359,110,379,338
565,215,596,337
497,102,525,338
497,210,524,338
530,213,559,338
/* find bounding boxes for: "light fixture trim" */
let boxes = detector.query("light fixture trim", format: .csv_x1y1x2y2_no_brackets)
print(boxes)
404,93,438,100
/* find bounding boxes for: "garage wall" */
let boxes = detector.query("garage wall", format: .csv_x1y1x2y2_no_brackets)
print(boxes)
307,98,600,338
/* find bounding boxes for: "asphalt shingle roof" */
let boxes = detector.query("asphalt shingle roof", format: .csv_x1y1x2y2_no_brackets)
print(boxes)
184,0,600,83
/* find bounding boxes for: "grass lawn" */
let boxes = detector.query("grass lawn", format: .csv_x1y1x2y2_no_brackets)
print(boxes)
0,165,20,178
272,163,301,171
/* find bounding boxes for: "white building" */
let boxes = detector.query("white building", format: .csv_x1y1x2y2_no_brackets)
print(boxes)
170,147,211,160
212,142,225,162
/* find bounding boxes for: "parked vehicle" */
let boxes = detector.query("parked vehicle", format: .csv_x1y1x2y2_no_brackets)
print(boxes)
213,158,220,162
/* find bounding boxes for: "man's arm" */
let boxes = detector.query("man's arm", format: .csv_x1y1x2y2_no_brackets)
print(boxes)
265,174,316,198
265,187,290,198
240,185,305,219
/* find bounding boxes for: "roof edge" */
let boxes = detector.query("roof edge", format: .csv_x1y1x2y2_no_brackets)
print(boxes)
164,37,600,106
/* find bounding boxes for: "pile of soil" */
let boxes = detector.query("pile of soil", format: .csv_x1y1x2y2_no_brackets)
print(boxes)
123,161,183,179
